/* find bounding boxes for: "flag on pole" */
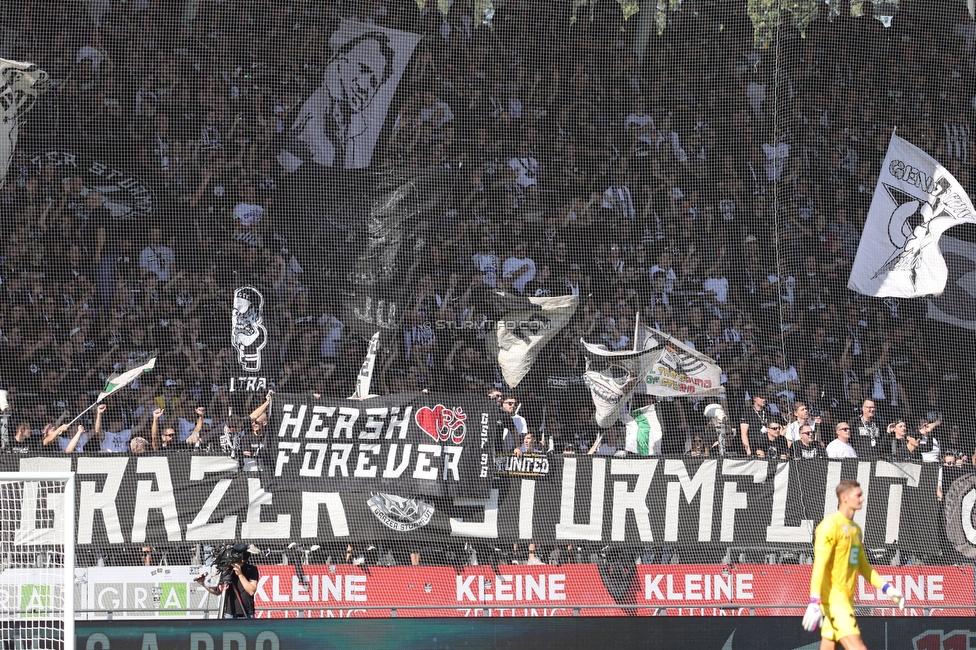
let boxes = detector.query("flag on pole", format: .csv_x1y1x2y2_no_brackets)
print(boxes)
639,327,724,399
621,405,663,455
350,331,381,399
581,339,659,428
848,132,976,298
98,356,156,401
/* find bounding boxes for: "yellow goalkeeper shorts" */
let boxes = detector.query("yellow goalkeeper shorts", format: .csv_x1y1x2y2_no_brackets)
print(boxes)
821,603,860,642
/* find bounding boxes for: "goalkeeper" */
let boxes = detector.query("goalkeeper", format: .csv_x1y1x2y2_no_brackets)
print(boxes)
802,479,904,649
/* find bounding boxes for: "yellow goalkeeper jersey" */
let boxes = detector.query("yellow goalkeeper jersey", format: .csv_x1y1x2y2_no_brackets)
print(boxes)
810,510,884,605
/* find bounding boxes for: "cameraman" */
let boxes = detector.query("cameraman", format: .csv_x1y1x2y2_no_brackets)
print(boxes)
194,543,260,619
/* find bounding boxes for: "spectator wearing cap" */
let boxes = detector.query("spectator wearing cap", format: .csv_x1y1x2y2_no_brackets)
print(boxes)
495,394,526,454
155,378,183,411
888,420,920,462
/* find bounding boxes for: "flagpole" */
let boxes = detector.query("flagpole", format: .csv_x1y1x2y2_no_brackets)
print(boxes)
64,400,102,429
633,309,640,352
539,405,546,447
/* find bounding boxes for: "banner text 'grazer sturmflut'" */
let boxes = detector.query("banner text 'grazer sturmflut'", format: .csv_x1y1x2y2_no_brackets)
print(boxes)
2,454,946,555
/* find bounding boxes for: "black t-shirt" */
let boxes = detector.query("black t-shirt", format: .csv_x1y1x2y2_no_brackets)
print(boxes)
853,417,886,461
223,563,260,618
759,434,790,460
740,407,770,455
890,437,920,462
240,430,272,470
7,433,43,455
792,441,824,460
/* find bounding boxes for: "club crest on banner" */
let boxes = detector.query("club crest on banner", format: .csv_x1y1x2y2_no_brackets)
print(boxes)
367,493,435,532
415,405,467,444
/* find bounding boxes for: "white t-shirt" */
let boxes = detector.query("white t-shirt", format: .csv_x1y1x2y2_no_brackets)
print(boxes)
59,433,90,453
139,245,175,281
703,276,729,303
825,438,857,459
100,429,133,453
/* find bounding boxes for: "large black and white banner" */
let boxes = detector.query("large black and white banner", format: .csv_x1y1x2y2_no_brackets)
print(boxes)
270,392,494,498
2,456,942,554
848,133,976,298
0,58,48,187
926,236,976,330
277,21,421,172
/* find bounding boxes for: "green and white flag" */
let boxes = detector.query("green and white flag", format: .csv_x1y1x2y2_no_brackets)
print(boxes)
621,404,663,455
98,356,156,402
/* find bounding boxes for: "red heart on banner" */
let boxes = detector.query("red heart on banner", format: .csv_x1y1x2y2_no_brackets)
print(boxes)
414,405,446,441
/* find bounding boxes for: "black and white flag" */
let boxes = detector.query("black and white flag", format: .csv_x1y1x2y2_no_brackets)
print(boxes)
485,294,578,388
848,133,976,298
926,236,976,330
277,21,421,172
0,58,48,187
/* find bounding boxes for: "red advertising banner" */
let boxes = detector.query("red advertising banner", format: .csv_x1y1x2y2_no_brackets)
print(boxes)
250,564,974,619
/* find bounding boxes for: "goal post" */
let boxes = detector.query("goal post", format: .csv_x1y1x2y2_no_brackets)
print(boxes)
0,472,75,650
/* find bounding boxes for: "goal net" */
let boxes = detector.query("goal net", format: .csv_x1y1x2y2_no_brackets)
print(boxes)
0,473,74,649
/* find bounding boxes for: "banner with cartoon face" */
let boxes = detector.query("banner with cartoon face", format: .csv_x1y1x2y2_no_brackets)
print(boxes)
848,133,976,298
639,328,725,399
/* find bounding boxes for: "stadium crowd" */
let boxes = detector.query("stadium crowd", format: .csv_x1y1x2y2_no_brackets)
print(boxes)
0,0,973,477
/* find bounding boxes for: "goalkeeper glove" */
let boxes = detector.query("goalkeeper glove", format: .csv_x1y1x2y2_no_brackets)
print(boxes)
802,596,823,632
882,583,905,610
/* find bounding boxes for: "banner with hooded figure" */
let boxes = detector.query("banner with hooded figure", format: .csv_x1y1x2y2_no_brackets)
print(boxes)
277,21,421,172
848,133,976,298
0,58,49,187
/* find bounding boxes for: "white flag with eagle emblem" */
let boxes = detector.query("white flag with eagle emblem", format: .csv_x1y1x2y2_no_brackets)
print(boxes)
848,133,976,298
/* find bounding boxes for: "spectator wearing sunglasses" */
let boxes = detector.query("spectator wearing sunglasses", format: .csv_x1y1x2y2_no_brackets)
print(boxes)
826,422,858,459
756,421,789,460
792,426,824,460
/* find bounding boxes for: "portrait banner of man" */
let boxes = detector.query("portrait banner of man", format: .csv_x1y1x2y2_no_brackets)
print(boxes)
0,58,49,187
277,21,422,172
